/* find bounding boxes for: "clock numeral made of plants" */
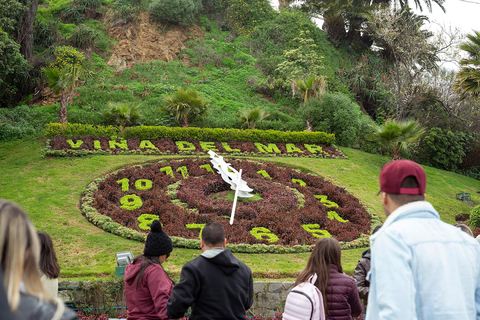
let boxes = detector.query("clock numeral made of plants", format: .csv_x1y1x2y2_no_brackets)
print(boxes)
86,158,371,247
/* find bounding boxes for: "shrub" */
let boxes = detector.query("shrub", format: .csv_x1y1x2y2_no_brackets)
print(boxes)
200,0,226,15
161,88,209,127
224,0,274,36
68,24,98,49
61,5,87,23
100,102,141,128
415,127,476,171
221,56,236,69
298,93,364,146
34,19,58,52
112,0,142,21
0,105,57,141
148,0,202,26
238,107,269,129
470,205,480,228
0,30,31,107
77,0,101,9
48,45,85,71
44,123,336,144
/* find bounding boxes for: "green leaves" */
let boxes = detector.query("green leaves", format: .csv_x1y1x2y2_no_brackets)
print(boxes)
238,107,270,129
161,88,210,127
369,119,425,160
455,31,480,98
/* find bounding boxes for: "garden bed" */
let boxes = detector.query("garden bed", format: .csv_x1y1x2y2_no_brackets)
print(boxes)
81,158,372,253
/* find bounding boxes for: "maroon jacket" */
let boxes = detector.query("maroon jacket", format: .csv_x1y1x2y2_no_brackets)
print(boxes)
125,258,173,320
325,264,362,320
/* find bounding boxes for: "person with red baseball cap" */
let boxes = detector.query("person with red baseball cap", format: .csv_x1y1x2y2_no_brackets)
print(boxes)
366,160,480,320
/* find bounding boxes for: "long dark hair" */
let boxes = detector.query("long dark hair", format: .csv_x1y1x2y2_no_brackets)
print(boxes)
37,231,60,279
295,237,343,314
133,255,173,289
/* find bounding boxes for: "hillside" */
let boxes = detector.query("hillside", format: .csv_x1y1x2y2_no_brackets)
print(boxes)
0,138,478,279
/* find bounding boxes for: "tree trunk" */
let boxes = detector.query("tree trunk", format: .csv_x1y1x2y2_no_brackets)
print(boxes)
58,90,72,123
182,116,189,127
18,0,39,60
392,147,401,160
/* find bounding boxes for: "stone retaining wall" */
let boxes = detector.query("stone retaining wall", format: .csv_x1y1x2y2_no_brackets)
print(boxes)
58,280,295,316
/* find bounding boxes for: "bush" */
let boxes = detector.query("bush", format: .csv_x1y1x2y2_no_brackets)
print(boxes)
415,127,476,171
200,0,226,15
224,0,274,36
0,30,31,107
148,0,202,26
44,123,336,144
112,0,143,21
357,115,382,154
298,93,364,146
0,105,57,141
68,24,98,49
34,19,58,52
100,102,141,128
470,205,480,228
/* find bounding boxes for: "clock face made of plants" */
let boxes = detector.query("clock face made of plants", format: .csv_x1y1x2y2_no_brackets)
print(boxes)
83,158,371,250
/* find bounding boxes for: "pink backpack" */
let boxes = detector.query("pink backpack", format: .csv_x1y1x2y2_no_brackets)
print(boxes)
283,273,326,320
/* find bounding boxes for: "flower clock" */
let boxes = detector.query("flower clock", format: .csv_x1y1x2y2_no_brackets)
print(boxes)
81,158,372,253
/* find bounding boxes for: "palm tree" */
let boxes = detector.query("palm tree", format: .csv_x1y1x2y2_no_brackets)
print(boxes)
369,119,425,160
291,75,327,103
101,101,141,129
238,107,270,129
161,88,209,127
42,65,83,123
455,30,480,98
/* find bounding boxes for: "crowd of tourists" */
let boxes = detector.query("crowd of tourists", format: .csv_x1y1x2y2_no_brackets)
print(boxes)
1,159,480,320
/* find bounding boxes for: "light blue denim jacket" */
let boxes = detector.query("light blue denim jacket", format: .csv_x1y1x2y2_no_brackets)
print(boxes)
366,201,480,320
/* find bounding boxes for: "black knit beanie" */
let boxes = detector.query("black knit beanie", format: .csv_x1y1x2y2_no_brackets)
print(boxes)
144,220,173,257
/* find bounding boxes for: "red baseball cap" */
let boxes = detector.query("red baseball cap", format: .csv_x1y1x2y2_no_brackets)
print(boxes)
379,160,426,195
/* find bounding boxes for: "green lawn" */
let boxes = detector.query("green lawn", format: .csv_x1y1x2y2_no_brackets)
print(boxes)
0,138,478,281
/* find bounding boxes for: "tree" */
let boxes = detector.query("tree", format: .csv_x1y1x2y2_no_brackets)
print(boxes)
455,30,480,98
275,30,324,80
290,75,327,103
18,0,39,59
363,7,461,119
369,119,425,160
0,0,27,35
42,65,84,123
0,28,31,107
238,107,269,129
161,88,209,127
100,102,141,129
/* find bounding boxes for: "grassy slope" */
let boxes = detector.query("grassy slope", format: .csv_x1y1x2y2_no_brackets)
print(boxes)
0,139,478,281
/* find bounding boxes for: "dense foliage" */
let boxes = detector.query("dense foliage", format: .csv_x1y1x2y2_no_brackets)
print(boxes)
149,0,202,26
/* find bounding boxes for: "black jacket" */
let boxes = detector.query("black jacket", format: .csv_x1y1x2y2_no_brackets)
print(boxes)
167,248,253,320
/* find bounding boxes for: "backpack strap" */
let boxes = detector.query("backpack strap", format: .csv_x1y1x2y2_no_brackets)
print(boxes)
290,290,314,320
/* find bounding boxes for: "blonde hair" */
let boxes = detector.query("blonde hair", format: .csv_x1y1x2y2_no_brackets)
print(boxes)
0,200,54,311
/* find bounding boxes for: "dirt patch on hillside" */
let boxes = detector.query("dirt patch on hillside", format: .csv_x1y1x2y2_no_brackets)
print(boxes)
105,12,205,71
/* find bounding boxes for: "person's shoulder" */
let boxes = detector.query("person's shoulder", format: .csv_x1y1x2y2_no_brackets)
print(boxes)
19,294,78,320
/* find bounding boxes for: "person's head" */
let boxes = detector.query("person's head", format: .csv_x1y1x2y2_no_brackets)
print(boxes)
134,220,173,289
37,231,60,279
0,200,51,311
296,238,343,314
378,160,426,216
201,222,226,250
454,223,474,237
143,220,172,260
